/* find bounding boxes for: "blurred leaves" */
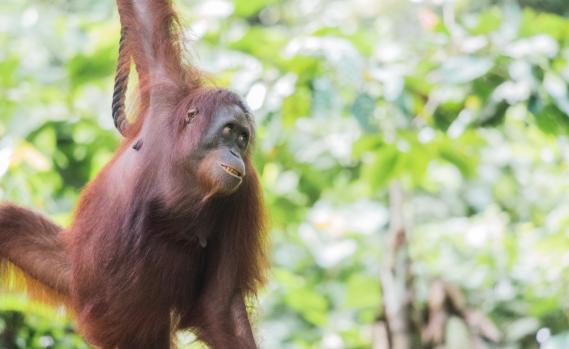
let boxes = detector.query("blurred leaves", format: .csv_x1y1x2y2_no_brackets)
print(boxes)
68,45,116,87
1,0,569,348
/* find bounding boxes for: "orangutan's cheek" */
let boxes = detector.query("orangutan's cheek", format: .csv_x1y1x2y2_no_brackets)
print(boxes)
196,150,243,195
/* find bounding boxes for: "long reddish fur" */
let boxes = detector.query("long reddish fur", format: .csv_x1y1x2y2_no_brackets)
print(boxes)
1,0,269,348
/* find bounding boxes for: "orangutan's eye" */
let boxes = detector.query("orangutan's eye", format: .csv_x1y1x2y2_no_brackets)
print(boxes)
185,108,198,124
237,133,248,149
222,124,233,137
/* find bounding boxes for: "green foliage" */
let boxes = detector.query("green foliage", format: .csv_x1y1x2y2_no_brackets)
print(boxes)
0,0,569,348
68,45,117,87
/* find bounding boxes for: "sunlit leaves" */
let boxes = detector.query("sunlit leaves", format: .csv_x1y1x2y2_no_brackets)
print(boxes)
228,27,287,63
344,274,381,309
431,56,494,85
358,131,481,192
282,86,311,128
469,7,503,35
362,145,402,191
274,269,329,326
351,93,376,132
68,45,116,87
231,0,277,17
0,145,12,179
519,9,569,40
0,56,19,87
533,104,569,135
2,0,569,348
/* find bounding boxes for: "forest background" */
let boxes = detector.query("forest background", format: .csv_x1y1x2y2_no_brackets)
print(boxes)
1,0,569,348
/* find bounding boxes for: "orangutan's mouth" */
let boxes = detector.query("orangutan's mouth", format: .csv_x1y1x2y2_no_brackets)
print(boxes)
219,163,243,178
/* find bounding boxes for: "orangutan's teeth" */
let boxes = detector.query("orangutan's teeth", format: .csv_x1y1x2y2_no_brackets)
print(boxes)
220,164,242,178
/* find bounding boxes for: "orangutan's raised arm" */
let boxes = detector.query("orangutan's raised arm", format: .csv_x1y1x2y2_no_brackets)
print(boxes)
119,0,185,82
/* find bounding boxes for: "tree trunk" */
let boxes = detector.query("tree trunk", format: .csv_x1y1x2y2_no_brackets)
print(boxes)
375,181,414,349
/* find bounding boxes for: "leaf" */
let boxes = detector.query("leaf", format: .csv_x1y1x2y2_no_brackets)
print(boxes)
362,145,401,190
476,100,508,127
232,0,277,17
282,86,311,127
281,56,323,84
285,288,328,326
431,56,494,84
352,135,383,158
438,145,477,178
0,56,19,86
434,100,464,131
520,9,569,40
344,275,380,309
0,294,67,321
312,27,376,56
533,104,569,135
68,45,116,87
229,27,288,63
30,128,57,155
544,72,569,116
351,93,376,132
470,8,502,35
505,317,539,342
404,143,434,185
273,269,329,326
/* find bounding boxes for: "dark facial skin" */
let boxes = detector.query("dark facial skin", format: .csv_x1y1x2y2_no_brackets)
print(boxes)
196,103,252,196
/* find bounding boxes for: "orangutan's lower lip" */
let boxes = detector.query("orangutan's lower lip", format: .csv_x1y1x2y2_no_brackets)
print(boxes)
219,163,243,178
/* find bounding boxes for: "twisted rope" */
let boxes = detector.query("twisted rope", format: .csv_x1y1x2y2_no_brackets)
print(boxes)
112,28,131,136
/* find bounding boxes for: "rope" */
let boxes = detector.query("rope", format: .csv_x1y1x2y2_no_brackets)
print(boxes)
112,28,130,136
